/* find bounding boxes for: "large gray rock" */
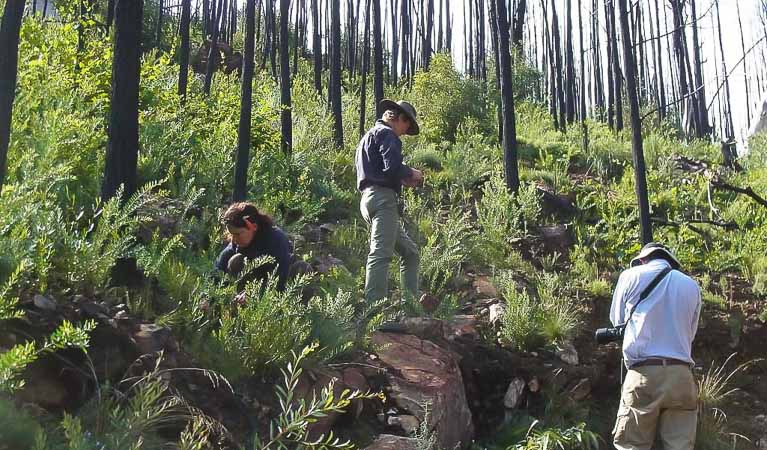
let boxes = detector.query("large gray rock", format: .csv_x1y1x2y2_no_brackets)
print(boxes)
371,331,474,449
555,341,579,366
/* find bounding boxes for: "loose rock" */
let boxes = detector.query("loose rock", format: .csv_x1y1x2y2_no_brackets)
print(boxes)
569,378,592,401
33,294,57,312
364,435,420,450
503,377,526,409
555,341,579,365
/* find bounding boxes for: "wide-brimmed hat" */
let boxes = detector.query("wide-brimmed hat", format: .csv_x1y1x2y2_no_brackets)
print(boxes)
379,99,420,136
630,242,681,270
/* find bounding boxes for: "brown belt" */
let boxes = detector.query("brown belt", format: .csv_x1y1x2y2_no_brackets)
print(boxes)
630,358,690,370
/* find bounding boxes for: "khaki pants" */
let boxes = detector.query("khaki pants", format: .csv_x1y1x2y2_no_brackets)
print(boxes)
360,185,420,302
613,365,698,450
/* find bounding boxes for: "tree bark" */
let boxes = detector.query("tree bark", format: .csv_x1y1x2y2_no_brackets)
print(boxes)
234,0,257,201
689,0,709,138
564,0,575,123
279,0,292,154
312,0,322,96
203,0,224,94
489,0,502,142
372,0,384,117
513,0,526,47
495,0,520,192
102,0,144,201
107,0,116,27
617,0,652,244
714,0,733,140
330,0,344,147
178,0,192,100
608,1,623,130
736,1,750,130
156,0,164,48
0,0,25,195
359,0,371,136
390,0,399,83
551,0,566,131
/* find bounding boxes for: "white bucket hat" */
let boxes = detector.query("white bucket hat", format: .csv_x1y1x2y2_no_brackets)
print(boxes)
630,242,681,270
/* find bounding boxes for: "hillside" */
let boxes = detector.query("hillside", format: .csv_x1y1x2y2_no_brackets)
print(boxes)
2,4,767,450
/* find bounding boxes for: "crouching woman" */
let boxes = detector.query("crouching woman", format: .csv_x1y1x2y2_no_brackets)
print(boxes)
215,202,293,292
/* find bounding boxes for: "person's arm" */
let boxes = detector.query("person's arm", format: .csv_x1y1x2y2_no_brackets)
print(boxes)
275,232,293,292
609,272,628,326
691,285,702,338
215,243,237,273
379,130,413,183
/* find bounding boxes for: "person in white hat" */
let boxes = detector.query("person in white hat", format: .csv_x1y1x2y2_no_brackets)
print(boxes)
610,242,702,450
355,99,424,303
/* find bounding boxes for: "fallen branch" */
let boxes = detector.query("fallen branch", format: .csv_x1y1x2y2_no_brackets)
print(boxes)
671,155,767,210
650,218,709,239
710,179,767,209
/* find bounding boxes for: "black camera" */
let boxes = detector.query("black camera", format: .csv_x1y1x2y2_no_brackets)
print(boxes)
595,325,625,345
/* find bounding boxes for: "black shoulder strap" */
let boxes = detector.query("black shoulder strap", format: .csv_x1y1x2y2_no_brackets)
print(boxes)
624,267,673,326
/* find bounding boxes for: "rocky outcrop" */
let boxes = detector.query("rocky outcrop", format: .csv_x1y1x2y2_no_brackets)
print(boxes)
364,434,420,450
371,327,474,449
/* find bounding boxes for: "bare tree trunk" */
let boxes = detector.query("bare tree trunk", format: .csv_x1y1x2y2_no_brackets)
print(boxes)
714,0,733,140
591,0,604,116
445,0,451,52
0,0,25,194
608,1,623,130
312,0,322,96
107,0,115,28
178,0,192,100
401,0,410,80
359,0,371,136
331,0,344,146
489,0,502,141
156,0,164,48
279,0,292,154
618,0,652,243
689,0,709,138
390,0,399,83
650,0,665,120
468,0,474,77
564,0,575,123
551,0,566,131
495,0,520,192
102,0,144,201
737,1,750,130
513,0,526,47
234,0,256,201
204,0,224,94
372,0,384,117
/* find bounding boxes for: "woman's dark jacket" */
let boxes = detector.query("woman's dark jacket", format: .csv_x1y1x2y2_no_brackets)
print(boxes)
214,226,293,292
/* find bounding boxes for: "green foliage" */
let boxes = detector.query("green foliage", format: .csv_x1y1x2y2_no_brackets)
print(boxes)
476,176,541,267
410,54,491,143
251,344,381,449
507,422,600,450
0,320,96,393
420,208,476,298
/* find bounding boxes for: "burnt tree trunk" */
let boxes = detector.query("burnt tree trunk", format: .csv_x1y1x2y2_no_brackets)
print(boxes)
489,0,503,142
564,0,575,123
178,0,192,100
156,0,163,48
0,0,25,194
551,0,566,131
279,0,292,153
107,0,115,27
312,0,322,96
330,0,344,146
372,0,384,117
714,0,733,140
102,0,144,201
617,0,652,243
495,0,520,192
359,0,371,136
604,0,615,127
203,0,224,94
391,0,399,83
689,0,709,138
234,0,257,201
736,2,750,129
591,0,604,116
513,0,526,47
608,1,623,130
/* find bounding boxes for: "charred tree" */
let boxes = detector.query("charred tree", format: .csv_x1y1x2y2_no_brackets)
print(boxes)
689,0,709,138
102,0,144,201
279,0,292,154
513,0,526,47
359,0,371,136
714,0,733,140
617,0,652,243
495,0,520,192
330,0,344,146
0,0,24,194
564,0,575,123
178,0,192,100
551,0,566,131
312,0,322,96
203,0,224,94
591,0,604,116
604,0,615,127
234,0,257,201
608,1,623,130
372,0,384,116
489,0,503,141
736,2,750,129
401,0,410,81
391,0,399,83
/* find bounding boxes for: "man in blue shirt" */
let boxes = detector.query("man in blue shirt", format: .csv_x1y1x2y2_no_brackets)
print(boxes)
355,100,423,302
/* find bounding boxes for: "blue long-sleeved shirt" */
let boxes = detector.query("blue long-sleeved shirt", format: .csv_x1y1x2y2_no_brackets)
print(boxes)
355,120,413,194
214,226,293,292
